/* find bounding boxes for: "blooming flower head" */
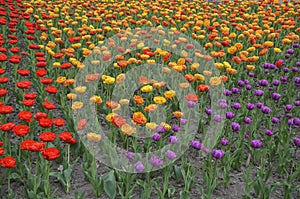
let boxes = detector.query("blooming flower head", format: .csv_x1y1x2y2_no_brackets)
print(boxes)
191,140,202,150
150,156,163,167
166,150,177,160
250,140,263,149
211,149,225,159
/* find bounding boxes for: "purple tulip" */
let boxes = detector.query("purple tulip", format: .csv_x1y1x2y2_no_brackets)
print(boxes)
246,85,252,90
288,119,294,125
272,92,281,100
286,104,293,112
238,80,245,87
255,90,264,97
245,133,250,139
232,87,239,93
294,100,300,106
214,114,222,122
232,102,241,110
256,102,264,109
296,62,300,67
187,100,197,108
150,156,163,167
293,137,300,147
205,108,212,115
285,54,290,58
220,102,228,109
166,150,177,160
294,77,300,84
211,149,225,159
244,80,250,85
249,72,254,77
246,103,255,110
125,151,134,162
231,122,240,131
280,76,287,84
261,106,272,114
156,126,165,133
244,117,252,124
259,79,269,87
271,117,280,124
250,140,263,148
226,112,235,120
283,68,290,73
220,99,227,103
135,161,145,172
293,118,300,126
191,140,202,150
172,124,180,132
264,69,269,74
152,133,161,141
265,129,273,136
286,113,292,118
269,64,276,69
286,49,294,54
169,136,179,144
273,80,281,86
223,89,232,96
292,43,300,48
180,118,188,125
221,138,229,146
292,67,298,72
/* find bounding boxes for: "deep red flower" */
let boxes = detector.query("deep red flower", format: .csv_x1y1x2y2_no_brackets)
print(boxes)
0,122,16,131
42,148,60,161
59,132,76,144
0,88,7,96
0,105,13,114
24,93,36,99
275,60,283,67
20,140,45,152
53,118,65,127
20,140,35,150
61,62,72,69
36,62,46,68
53,53,64,59
0,48,7,53
22,99,35,107
10,47,19,53
36,57,46,62
9,56,20,64
13,124,30,137
0,53,7,61
17,69,30,76
0,77,9,83
40,78,53,84
38,117,52,128
39,132,56,142
36,69,47,77
18,111,32,122
0,68,5,74
0,141,3,146
43,101,56,110
16,80,31,89
0,156,16,168
35,52,44,57
8,40,18,45
28,44,40,49
0,148,4,156
45,86,58,94
34,112,47,121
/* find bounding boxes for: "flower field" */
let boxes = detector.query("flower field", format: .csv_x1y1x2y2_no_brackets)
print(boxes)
0,0,299,198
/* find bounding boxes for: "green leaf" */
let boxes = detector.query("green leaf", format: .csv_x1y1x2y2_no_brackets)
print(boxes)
104,171,117,199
